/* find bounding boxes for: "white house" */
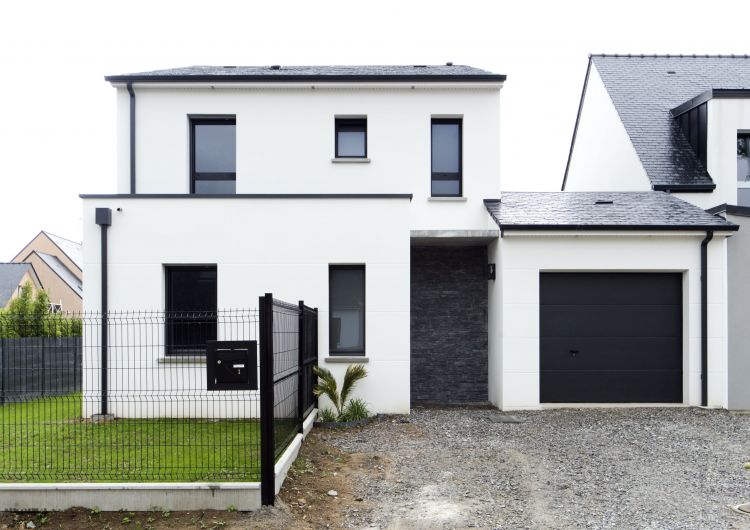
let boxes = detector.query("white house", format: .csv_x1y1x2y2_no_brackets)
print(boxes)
81,63,737,414
564,54,750,409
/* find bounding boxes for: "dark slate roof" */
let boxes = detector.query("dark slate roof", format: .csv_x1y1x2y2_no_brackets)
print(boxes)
35,252,83,298
0,263,36,307
105,64,505,83
485,192,738,231
566,55,750,190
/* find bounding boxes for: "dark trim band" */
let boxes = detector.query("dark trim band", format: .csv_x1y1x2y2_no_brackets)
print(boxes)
671,89,750,117
652,184,716,192
105,74,507,83
80,193,414,200
499,224,738,232
562,56,593,191
706,203,750,217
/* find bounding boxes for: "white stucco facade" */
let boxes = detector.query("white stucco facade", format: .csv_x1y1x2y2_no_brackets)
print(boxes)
563,65,651,192
489,231,731,410
82,197,411,415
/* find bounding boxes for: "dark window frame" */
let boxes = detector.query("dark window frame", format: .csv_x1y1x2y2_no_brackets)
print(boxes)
189,115,236,194
328,264,366,356
335,118,368,158
431,118,463,197
164,264,218,356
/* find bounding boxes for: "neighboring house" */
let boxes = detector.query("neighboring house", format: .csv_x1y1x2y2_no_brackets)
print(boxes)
80,63,736,415
11,231,83,312
0,263,41,308
564,54,750,409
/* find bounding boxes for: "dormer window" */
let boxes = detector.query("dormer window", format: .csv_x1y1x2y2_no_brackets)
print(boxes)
190,116,236,194
738,133,750,206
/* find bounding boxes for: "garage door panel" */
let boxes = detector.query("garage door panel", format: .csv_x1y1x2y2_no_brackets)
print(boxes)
540,306,681,338
540,273,682,306
540,371,682,403
540,337,682,370
540,272,682,403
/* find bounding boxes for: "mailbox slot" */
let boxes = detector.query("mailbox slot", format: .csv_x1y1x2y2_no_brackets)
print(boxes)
206,340,258,391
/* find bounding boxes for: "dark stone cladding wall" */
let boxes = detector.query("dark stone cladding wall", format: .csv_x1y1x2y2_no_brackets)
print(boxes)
410,246,488,404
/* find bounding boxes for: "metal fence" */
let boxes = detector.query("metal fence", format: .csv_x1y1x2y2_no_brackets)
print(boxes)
258,294,318,505
0,298,318,500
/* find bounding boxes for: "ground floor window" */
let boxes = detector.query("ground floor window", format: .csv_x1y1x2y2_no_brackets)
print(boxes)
165,265,217,355
329,265,365,355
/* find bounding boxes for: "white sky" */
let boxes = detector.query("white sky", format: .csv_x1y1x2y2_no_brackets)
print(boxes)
0,0,747,260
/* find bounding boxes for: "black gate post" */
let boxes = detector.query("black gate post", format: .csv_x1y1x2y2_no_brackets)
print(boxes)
0,338,5,406
314,308,319,410
298,301,305,434
259,293,276,506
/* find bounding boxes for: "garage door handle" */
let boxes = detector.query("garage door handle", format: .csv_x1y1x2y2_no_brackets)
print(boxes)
569,349,579,357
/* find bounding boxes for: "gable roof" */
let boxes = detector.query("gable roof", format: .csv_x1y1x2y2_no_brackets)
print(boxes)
563,54,750,191
42,232,82,271
0,263,39,307
34,252,83,298
485,191,738,231
105,64,506,83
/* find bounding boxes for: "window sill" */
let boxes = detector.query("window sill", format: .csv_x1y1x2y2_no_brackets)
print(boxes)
331,158,371,163
324,356,369,363
428,196,467,202
158,356,206,365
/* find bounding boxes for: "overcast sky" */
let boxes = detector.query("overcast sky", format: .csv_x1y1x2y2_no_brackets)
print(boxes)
0,0,747,259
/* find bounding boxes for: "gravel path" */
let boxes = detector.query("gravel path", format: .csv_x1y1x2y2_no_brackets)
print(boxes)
325,407,750,529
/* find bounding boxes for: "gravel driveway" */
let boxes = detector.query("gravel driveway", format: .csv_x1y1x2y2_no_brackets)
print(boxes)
325,407,750,529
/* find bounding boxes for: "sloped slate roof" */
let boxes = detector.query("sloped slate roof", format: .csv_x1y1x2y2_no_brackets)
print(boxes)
587,55,750,189
44,232,82,271
485,191,738,230
0,263,35,307
105,64,505,83
36,252,83,298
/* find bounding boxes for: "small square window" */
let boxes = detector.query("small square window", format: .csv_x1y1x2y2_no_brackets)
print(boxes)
335,118,367,158
190,116,236,194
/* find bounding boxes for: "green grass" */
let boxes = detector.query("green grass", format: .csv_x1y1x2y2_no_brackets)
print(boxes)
0,395,260,482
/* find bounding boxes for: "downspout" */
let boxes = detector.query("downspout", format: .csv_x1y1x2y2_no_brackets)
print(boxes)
95,208,112,416
700,230,713,407
127,83,136,194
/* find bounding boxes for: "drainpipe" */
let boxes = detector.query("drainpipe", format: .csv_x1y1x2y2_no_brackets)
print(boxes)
127,83,136,194
95,208,112,416
700,230,714,407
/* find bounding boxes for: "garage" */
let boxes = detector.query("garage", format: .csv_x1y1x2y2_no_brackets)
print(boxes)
540,272,683,403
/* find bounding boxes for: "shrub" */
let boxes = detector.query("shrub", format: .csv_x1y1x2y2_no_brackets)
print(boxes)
0,282,82,338
313,364,370,422
318,407,338,423
340,398,370,422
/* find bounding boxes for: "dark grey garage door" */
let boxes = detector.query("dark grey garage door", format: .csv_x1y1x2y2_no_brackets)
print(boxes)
540,273,682,403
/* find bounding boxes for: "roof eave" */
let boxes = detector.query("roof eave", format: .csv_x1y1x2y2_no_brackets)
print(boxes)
652,184,716,192
104,74,507,84
498,224,738,232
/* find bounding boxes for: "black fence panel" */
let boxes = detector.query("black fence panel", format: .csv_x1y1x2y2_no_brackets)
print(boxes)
0,310,260,483
258,294,318,506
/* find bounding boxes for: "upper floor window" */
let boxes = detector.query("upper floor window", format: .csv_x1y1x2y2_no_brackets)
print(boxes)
431,118,462,197
190,116,236,194
738,133,750,206
335,118,367,158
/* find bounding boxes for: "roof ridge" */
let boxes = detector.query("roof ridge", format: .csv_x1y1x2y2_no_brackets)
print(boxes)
591,53,750,59
42,231,81,245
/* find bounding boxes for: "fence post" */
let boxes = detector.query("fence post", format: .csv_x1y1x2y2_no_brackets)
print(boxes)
314,308,319,410
298,301,305,434
259,293,276,506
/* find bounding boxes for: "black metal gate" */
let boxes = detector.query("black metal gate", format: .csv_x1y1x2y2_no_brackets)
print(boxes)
259,294,318,506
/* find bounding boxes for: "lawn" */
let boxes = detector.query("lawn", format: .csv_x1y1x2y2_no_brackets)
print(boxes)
0,395,260,482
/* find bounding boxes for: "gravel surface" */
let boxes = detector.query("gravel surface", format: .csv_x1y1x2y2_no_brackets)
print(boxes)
325,407,750,529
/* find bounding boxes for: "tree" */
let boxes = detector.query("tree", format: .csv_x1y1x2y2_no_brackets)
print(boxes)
0,282,81,338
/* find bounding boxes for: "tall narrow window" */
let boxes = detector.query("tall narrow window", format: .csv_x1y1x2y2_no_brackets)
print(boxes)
190,116,236,194
335,118,367,158
738,133,750,206
165,266,217,355
329,265,365,355
431,118,462,196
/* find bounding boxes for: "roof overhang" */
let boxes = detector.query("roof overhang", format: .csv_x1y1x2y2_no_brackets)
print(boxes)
652,183,716,192
105,73,507,84
707,203,750,217
671,89,750,117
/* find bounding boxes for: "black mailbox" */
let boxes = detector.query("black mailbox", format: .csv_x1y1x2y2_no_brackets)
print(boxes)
206,340,258,391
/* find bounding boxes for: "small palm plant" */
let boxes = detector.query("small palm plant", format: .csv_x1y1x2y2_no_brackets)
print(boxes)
313,364,370,422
